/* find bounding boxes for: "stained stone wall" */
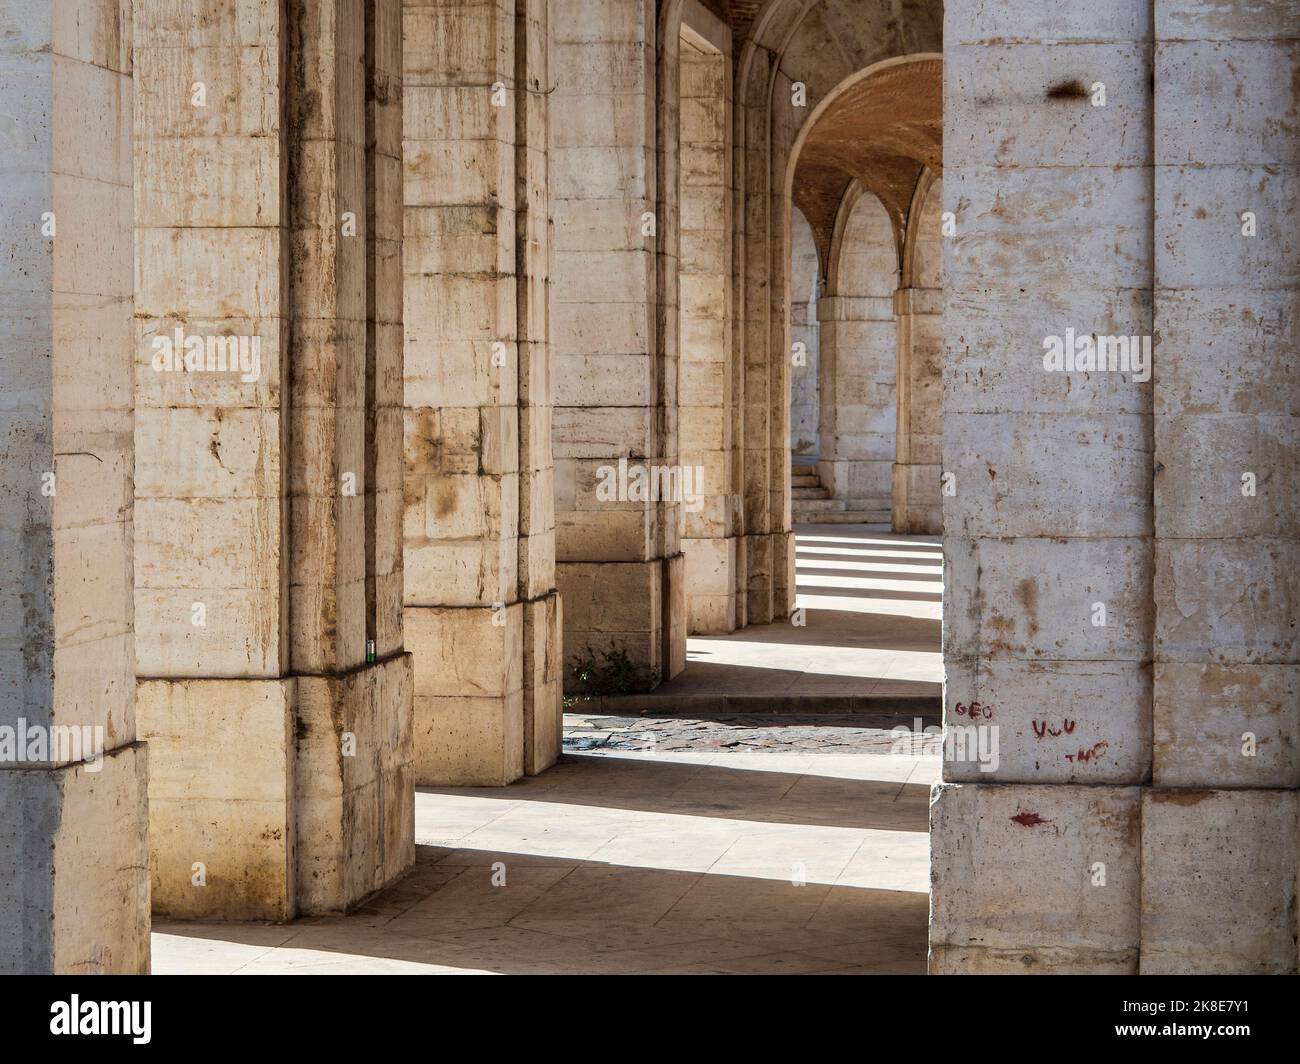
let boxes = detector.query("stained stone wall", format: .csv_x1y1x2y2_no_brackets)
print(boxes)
0,0,149,974
134,0,413,920
550,0,687,680
931,0,1299,974
678,19,739,635
1145,0,1298,974
402,0,562,785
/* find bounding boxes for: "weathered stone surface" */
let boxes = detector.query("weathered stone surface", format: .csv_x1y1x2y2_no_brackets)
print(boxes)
138,678,296,921
403,0,561,784
1141,789,1299,974
943,659,1151,785
1153,663,1300,788
0,744,150,974
131,0,413,927
1,0,148,973
5,0,1296,978
930,782,1140,973
295,654,414,913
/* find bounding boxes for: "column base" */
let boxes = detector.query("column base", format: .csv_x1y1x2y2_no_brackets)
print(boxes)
139,678,297,921
772,529,796,619
741,532,795,623
892,461,943,534
557,556,686,687
744,534,773,624
406,604,524,786
929,782,1140,974
931,780,1300,974
1140,789,1298,974
523,591,564,776
139,662,414,920
683,535,738,634
816,458,892,520
404,594,565,785
0,742,150,973
295,653,415,914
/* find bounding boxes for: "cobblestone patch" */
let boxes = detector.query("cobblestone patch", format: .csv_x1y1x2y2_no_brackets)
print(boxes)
562,712,940,755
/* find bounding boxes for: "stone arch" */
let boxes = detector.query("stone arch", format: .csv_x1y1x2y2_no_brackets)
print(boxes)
816,183,899,520
735,0,942,616
781,49,941,529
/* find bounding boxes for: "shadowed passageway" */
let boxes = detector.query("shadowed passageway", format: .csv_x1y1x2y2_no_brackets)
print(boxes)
153,728,937,975
590,525,943,713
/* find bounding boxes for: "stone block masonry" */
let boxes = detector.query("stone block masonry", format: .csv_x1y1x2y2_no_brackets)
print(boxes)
0,0,150,973
402,0,563,785
2,0,1294,975
550,0,689,680
931,0,1300,974
133,0,414,920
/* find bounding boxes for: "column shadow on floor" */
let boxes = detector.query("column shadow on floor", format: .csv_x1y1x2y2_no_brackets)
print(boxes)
155,848,930,974
597,525,944,715
428,752,933,830
152,746,935,975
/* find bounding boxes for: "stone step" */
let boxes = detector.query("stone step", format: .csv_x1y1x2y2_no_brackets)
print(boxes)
792,486,829,500
791,473,820,488
794,508,887,523
791,497,845,513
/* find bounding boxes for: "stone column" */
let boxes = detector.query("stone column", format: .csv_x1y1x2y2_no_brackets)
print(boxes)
403,0,562,784
892,172,944,534
679,34,738,634
816,293,896,523
551,0,686,682
788,210,820,459
1144,0,1298,974
931,0,1155,973
933,0,1298,976
288,0,415,915
891,285,942,532
0,0,149,974
759,54,801,625
813,187,898,523
134,0,413,920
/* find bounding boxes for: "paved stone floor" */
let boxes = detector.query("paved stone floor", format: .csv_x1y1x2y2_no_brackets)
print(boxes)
154,716,939,974
153,527,941,974
592,525,943,711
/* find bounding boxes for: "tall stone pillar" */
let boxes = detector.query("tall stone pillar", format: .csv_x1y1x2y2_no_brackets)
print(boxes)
932,0,1298,976
679,35,738,634
931,1,1156,972
0,0,149,974
550,0,685,683
134,0,413,920
816,293,896,523
788,210,820,459
814,188,896,524
1144,0,1298,974
891,285,942,533
403,0,562,785
893,171,944,534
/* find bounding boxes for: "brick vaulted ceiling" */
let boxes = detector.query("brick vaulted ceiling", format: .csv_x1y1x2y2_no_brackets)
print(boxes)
792,56,943,262
685,0,944,262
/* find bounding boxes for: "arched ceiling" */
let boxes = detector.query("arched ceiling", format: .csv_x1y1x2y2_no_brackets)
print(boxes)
697,0,943,267
699,0,940,57
792,56,943,261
